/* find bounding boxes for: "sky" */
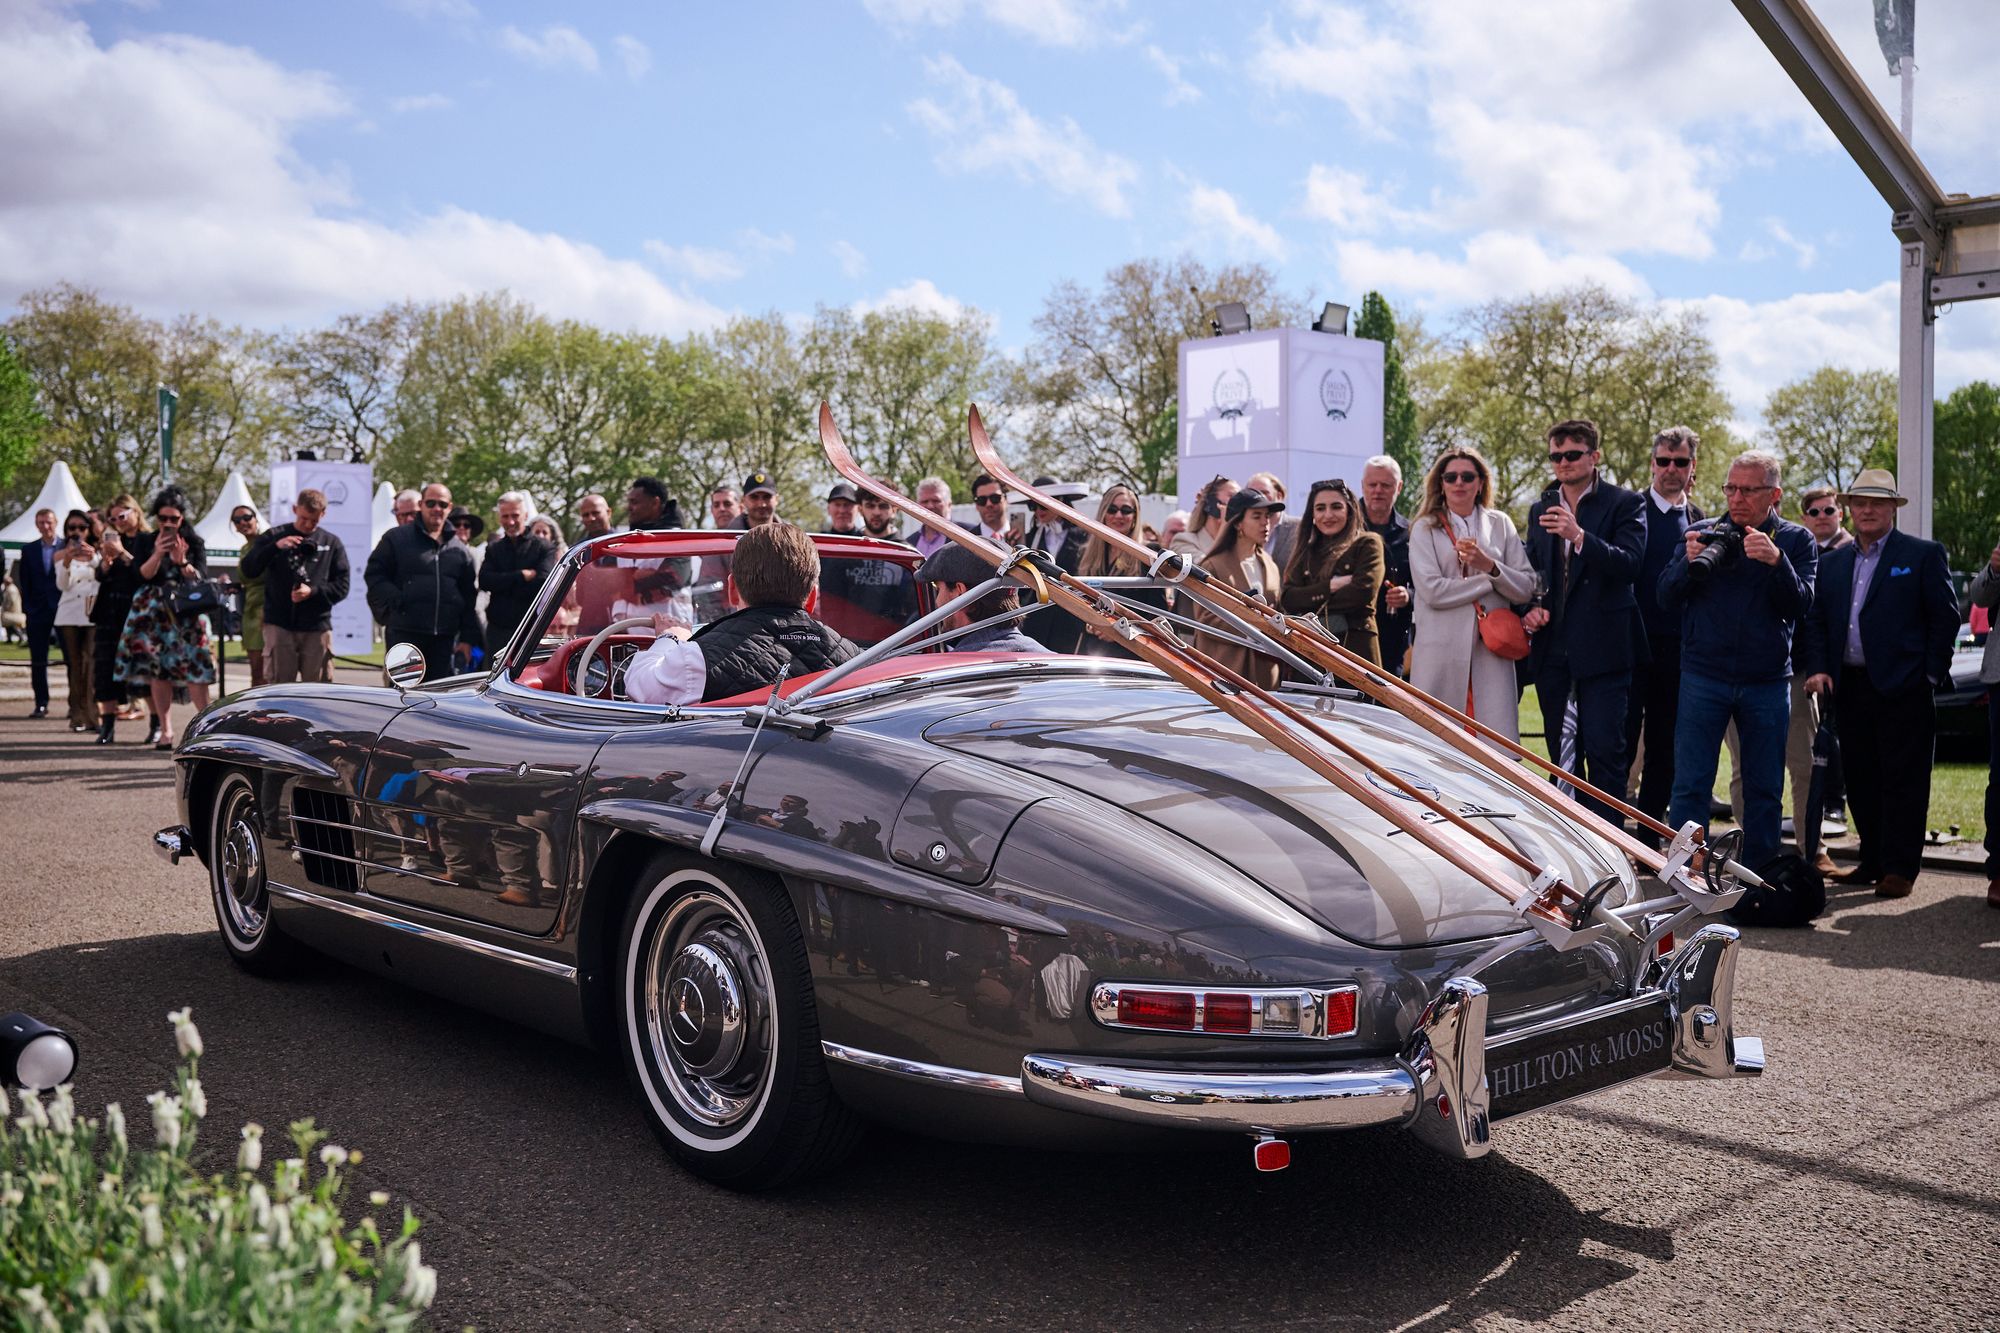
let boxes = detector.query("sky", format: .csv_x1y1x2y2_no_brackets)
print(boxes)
4,0,1999,435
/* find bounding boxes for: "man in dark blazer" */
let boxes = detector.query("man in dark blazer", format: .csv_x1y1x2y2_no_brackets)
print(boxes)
1625,427,1704,844
1522,419,1647,823
1021,476,1089,653
1800,469,1957,899
17,508,63,717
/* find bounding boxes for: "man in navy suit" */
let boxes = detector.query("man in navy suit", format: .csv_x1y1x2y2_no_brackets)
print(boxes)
1625,426,1705,844
1801,469,1957,899
1522,418,1647,824
17,508,63,718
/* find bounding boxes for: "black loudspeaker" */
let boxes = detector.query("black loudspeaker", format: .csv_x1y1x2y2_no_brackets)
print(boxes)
1724,852,1826,928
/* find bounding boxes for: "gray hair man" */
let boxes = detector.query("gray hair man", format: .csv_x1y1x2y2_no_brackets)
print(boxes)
1360,455,1412,676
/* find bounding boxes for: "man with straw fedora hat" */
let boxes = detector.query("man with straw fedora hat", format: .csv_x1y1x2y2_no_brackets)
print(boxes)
1801,468,1958,900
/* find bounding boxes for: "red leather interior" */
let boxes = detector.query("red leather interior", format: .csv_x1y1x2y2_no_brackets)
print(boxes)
514,642,1063,702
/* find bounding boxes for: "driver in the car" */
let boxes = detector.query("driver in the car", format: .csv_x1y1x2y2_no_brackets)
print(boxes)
624,521,860,705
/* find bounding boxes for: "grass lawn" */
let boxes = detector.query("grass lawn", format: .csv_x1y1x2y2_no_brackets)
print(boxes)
1519,686,1986,845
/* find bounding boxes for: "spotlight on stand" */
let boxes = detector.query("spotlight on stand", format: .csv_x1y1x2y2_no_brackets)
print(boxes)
1209,302,1252,337
1313,301,1350,335
2,1012,78,1091
291,447,318,462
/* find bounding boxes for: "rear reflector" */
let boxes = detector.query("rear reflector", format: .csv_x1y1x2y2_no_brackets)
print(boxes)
1116,990,1196,1030
1657,933,1675,958
1323,989,1358,1037
1252,1137,1290,1172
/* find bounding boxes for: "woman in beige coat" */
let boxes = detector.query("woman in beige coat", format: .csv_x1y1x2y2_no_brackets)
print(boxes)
1409,448,1538,740
1192,486,1285,690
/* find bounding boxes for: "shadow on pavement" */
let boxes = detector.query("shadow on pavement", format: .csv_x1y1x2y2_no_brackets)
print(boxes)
1736,892,2000,985
0,929,1678,1330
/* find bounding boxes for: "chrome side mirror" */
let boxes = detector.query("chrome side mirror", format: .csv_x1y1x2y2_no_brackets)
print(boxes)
384,641,426,691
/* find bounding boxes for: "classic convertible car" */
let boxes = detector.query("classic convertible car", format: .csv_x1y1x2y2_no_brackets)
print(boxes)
156,528,1764,1188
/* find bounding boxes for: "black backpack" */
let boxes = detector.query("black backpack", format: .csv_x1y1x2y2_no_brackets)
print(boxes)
1725,852,1826,928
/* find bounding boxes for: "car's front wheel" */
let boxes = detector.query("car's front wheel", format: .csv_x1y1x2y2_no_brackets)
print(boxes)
208,771,302,976
618,853,861,1189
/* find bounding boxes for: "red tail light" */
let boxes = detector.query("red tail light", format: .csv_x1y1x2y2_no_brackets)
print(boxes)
1323,989,1357,1037
1657,933,1675,958
1116,989,1196,1029
1203,993,1253,1033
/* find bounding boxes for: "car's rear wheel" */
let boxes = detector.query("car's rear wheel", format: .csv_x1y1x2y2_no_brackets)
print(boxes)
617,852,861,1189
208,771,303,975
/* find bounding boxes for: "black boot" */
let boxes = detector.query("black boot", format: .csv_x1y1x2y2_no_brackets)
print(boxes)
144,715,161,745
96,716,116,745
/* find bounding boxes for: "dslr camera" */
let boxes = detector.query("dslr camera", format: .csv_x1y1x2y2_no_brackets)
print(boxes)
1688,518,1744,582
281,536,321,591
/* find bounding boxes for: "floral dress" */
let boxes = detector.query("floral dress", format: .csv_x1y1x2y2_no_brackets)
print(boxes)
115,530,217,686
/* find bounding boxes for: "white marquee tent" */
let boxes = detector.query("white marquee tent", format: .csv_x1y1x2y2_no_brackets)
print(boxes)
192,472,263,565
0,461,91,549
371,481,395,555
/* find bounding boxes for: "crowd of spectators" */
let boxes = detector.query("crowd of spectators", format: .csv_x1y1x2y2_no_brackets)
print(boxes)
6,429,1994,913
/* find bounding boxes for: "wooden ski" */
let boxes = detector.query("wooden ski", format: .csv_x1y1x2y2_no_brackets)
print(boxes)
816,404,1616,943
962,405,1749,897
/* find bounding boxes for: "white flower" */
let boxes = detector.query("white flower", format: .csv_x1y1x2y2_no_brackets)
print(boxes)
105,1103,126,1150
85,1258,111,1299
275,1158,303,1201
16,1286,57,1333
83,1313,110,1333
273,1206,292,1249
184,1078,206,1120
167,1007,203,1059
399,1244,438,1308
141,1202,163,1249
1,1188,23,1207
0,1085,10,1118
20,1090,47,1129
145,1275,165,1306
248,1182,272,1230
316,1237,336,1272
369,1191,390,1207
238,1123,263,1173
146,1093,182,1153
319,1144,349,1169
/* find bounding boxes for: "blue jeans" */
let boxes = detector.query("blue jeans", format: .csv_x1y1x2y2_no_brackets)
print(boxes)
1670,671,1791,868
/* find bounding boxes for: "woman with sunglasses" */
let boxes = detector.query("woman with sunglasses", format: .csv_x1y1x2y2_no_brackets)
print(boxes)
90,496,151,742
113,487,216,750
229,507,268,688
1279,479,1385,667
52,509,101,732
1409,449,1539,740
1076,485,1164,659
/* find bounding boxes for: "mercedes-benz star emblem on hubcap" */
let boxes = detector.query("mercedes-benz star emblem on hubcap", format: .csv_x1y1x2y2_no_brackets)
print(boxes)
670,976,705,1047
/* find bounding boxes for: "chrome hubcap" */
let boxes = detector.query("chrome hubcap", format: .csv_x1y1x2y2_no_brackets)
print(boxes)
643,892,771,1129
216,788,266,940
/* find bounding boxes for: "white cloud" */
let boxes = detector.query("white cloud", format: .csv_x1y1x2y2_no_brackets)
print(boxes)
391,0,478,21
908,54,1138,217
739,228,795,255
852,278,972,321
0,7,722,335
862,0,1123,48
1178,176,1286,261
643,241,746,283
1334,232,1651,308
1759,217,1818,270
498,24,598,73
612,35,651,80
389,92,452,113
831,240,868,279
1300,163,1430,234
1143,44,1200,104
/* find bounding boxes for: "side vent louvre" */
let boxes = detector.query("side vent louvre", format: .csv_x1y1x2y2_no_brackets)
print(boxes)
291,788,360,892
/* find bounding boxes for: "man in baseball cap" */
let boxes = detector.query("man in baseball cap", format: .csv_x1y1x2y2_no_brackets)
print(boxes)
916,543,1047,653
821,482,860,535
1800,468,1958,900
741,471,778,529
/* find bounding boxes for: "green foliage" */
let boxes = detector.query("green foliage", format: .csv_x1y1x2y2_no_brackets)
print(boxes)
0,335,46,493
1931,379,2000,572
1412,284,1736,515
1353,293,1419,509
1761,366,1897,497
0,1009,436,1329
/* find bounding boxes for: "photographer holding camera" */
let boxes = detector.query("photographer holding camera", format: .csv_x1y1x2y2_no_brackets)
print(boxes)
1658,451,1816,872
241,488,350,684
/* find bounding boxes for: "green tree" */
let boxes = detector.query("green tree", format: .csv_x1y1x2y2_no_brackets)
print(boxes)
388,292,539,495
264,304,418,467
1931,379,2000,573
1760,366,1897,497
0,334,46,494
1353,292,1420,505
708,313,820,516
1021,255,1310,493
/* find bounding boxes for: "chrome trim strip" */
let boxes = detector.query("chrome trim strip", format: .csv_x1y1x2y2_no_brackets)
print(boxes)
820,1042,1024,1097
291,813,428,847
265,882,577,981
283,843,458,887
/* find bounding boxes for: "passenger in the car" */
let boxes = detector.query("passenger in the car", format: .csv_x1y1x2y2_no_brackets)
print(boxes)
624,521,859,705
917,544,1049,653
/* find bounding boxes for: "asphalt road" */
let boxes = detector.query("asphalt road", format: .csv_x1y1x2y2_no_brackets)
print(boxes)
3,706,1997,1332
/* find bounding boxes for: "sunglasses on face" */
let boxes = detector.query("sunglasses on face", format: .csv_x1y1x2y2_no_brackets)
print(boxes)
1547,448,1591,464
231,513,256,524
1803,505,1839,517
1104,504,1137,516
1440,471,1478,485
1722,484,1772,497
975,494,1005,505
158,514,183,525
65,526,89,536
423,499,452,510
1652,455,1692,469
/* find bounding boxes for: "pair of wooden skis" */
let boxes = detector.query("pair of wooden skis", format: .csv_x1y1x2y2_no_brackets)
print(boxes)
817,404,1751,952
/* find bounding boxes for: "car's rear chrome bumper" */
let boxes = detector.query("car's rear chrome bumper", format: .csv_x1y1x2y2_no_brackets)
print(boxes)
1020,923,1764,1159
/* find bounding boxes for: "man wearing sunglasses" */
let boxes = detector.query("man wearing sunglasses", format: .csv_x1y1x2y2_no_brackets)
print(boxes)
1522,418,1647,823
364,483,482,681
1622,427,1706,846
968,474,1021,545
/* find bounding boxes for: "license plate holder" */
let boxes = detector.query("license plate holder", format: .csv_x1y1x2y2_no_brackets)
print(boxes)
1487,999,1673,1120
